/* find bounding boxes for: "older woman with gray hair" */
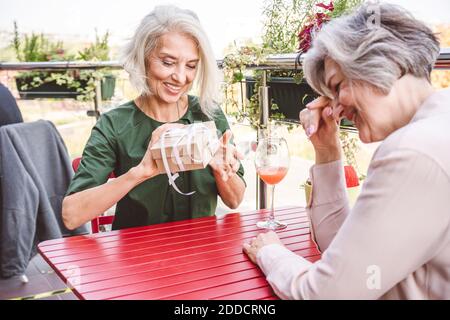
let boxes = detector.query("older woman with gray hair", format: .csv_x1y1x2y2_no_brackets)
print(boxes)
244,3,450,299
62,5,246,231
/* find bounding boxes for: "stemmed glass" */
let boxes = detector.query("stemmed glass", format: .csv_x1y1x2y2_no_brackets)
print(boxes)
254,135,290,230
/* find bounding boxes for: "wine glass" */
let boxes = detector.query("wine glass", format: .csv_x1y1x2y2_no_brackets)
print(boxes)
254,135,290,230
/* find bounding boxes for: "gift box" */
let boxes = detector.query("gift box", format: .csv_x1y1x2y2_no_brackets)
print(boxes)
150,121,219,174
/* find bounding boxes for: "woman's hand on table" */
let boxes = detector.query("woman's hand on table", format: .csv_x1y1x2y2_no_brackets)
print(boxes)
299,96,342,164
243,231,285,264
131,123,185,181
209,129,244,182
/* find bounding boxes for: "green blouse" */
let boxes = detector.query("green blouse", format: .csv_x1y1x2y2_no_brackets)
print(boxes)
66,96,245,230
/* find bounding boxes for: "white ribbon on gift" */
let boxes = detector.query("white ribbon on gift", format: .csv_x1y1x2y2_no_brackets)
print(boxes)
159,123,219,196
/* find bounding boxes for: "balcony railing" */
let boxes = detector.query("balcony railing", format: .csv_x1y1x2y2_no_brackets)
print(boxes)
1,48,449,70
1,49,449,209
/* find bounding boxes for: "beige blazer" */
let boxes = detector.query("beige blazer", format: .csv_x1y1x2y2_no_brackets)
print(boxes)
257,88,450,299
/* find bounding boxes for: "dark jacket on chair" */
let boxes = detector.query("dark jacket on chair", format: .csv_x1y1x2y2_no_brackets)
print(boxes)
0,120,88,278
0,83,23,127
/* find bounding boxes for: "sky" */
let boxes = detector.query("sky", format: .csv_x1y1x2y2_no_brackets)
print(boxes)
1,0,449,58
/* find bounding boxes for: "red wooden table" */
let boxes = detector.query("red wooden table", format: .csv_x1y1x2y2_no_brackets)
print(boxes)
38,206,321,300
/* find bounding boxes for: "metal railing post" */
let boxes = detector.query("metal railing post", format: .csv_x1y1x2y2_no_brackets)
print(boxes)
1,50,449,211
257,70,269,210
93,78,102,121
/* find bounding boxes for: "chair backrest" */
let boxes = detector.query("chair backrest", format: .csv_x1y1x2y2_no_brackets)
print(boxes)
71,157,115,233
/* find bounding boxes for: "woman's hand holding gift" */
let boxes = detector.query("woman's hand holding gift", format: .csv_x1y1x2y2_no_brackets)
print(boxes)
209,130,244,182
134,123,186,180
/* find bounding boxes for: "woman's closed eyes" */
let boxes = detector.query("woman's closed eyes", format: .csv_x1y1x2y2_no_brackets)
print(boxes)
160,59,198,70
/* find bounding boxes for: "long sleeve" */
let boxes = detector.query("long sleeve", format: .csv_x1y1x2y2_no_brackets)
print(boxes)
307,159,350,252
65,114,118,196
0,127,40,277
257,149,450,299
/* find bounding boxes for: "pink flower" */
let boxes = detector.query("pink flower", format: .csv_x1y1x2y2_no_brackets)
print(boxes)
316,1,334,12
297,1,334,52
298,24,314,52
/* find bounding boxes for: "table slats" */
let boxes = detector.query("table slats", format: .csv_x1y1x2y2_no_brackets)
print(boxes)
38,206,320,300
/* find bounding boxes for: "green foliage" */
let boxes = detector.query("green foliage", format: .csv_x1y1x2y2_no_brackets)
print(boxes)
222,45,265,84
12,21,22,61
330,0,363,19
13,21,73,62
222,44,288,130
223,0,318,130
262,0,320,53
12,22,113,101
222,0,364,174
78,30,110,61
339,130,359,169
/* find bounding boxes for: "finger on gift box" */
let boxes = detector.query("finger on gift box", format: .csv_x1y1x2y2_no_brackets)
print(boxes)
231,158,240,173
219,129,233,147
227,155,239,175
220,166,229,181
234,148,245,161
215,146,229,167
228,165,234,177
150,123,185,145
225,144,234,165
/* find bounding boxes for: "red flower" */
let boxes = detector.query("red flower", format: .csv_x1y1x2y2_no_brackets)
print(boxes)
315,12,330,24
298,23,314,52
297,1,334,52
316,1,334,11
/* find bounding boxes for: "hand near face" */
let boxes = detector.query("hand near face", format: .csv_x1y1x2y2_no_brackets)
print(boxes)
243,231,285,264
299,96,342,163
209,129,244,181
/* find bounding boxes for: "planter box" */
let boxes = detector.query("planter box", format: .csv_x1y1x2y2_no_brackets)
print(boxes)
246,76,319,122
246,76,355,128
16,74,116,100
16,76,83,99
101,75,116,100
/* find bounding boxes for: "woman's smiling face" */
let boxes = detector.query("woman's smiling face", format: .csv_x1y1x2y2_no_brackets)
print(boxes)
146,31,200,104
324,58,395,143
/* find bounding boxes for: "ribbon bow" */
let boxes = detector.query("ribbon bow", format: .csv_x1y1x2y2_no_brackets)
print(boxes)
159,122,219,196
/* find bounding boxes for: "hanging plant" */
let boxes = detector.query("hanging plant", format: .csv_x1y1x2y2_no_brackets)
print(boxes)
12,22,115,101
222,44,286,130
222,0,324,130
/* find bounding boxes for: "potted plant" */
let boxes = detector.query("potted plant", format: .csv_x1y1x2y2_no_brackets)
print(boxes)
77,30,116,100
264,0,363,121
223,0,362,126
222,44,276,129
12,22,115,101
12,21,77,99
229,0,317,124
222,0,313,128
257,0,321,121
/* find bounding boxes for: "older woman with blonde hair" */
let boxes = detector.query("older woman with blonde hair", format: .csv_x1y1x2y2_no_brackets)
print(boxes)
62,5,245,230
244,2,450,299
